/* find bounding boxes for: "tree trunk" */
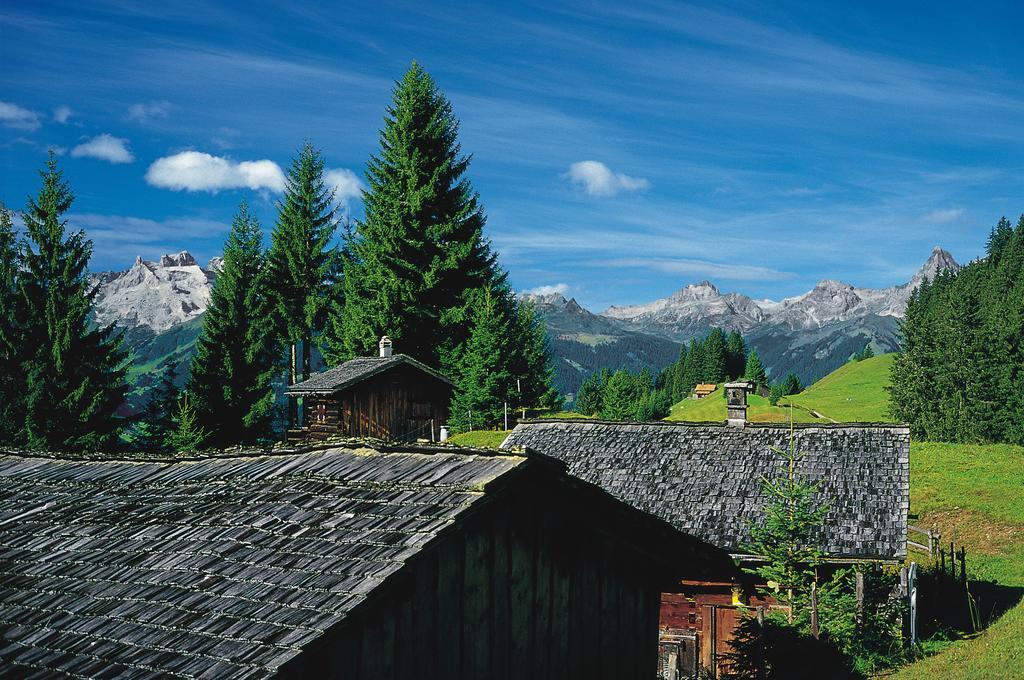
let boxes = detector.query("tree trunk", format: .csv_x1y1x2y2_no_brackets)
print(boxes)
302,334,312,381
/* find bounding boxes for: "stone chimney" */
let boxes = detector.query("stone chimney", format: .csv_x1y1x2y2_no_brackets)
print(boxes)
724,381,752,427
379,335,393,358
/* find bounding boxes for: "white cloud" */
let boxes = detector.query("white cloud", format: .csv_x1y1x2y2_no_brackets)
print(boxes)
145,151,286,193
0,101,40,131
524,283,570,296
566,160,649,197
921,208,964,223
325,168,363,206
126,100,172,122
53,106,72,124
70,134,134,164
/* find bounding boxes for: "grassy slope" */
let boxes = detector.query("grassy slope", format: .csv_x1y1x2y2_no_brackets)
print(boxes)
666,388,825,423
890,441,1024,679
447,430,511,448
780,353,896,422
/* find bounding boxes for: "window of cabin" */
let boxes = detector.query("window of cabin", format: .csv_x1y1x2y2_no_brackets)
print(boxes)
314,401,328,423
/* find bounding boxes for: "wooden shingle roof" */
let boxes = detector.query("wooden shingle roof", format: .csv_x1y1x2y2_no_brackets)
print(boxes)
284,354,453,395
503,420,911,562
0,443,521,678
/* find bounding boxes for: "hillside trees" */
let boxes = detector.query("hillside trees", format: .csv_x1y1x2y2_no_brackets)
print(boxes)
17,155,128,450
891,214,1024,443
131,360,179,453
188,202,279,447
267,142,339,425
744,350,768,390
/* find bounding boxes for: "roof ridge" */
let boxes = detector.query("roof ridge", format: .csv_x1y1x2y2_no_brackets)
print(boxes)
516,418,909,429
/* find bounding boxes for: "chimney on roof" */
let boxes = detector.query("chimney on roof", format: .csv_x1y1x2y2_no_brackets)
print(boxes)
724,381,752,427
379,335,393,358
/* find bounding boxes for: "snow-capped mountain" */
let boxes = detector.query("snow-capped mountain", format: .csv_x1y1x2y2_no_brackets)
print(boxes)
602,247,960,338
91,251,220,333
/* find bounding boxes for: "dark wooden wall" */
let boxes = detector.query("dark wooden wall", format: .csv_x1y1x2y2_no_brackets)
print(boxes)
279,474,677,679
304,364,451,442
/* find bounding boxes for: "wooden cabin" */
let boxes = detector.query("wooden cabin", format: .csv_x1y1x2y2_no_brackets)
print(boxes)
286,336,453,442
0,440,734,679
505,403,910,678
693,383,717,399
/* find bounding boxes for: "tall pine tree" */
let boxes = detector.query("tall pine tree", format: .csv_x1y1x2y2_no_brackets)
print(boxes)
18,154,127,450
743,349,768,391
326,62,502,371
0,203,22,443
267,142,339,425
188,202,279,447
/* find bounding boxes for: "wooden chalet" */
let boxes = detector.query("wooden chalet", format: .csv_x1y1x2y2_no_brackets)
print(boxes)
0,440,734,679
693,383,716,399
286,336,453,442
505,390,910,678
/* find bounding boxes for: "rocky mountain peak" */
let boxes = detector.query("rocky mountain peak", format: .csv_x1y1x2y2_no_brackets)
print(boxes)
912,247,960,284
206,256,225,274
159,251,198,268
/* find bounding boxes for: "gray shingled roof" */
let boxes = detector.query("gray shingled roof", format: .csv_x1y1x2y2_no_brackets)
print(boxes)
0,444,522,679
503,420,910,562
285,354,453,395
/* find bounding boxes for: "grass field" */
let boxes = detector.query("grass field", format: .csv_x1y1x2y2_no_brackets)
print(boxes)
780,353,896,422
888,440,1024,678
666,388,825,423
446,429,511,448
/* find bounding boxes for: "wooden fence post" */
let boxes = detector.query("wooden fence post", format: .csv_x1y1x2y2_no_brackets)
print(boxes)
810,581,820,639
899,566,909,642
855,571,865,628
958,547,967,586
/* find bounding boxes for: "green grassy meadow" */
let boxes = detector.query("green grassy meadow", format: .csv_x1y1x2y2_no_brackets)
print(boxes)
666,387,825,423
447,429,511,448
779,353,896,422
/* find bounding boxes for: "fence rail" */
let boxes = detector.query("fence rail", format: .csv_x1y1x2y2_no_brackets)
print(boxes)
908,524,939,557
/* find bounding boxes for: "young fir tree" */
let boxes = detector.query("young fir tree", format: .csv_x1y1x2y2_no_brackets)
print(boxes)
448,287,516,431
745,428,829,624
743,349,768,391
166,394,208,453
574,369,610,416
19,154,127,450
328,62,502,371
188,202,279,447
0,203,22,443
267,142,339,425
132,360,179,453
781,372,803,396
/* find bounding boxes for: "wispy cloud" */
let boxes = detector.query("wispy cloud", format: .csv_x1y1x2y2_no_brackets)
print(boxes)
325,168,363,207
920,207,964,223
524,283,570,296
601,257,796,282
70,133,134,163
145,151,285,193
565,160,649,197
52,105,72,124
71,213,229,269
0,101,40,131
125,100,172,122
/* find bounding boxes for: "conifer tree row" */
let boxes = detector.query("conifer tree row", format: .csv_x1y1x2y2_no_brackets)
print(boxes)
5,155,129,450
188,202,279,447
891,214,1024,443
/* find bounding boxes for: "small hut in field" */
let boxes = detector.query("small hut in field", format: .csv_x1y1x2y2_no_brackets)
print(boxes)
286,336,453,442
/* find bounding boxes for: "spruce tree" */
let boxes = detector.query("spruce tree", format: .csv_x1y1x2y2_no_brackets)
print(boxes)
702,328,728,383
188,202,279,447
745,429,829,623
166,394,208,453
19,154,127,450
0,203,22,443
131,360,180,453
574,369,609,416
327,62,502,371
267,142,339,424
782,372,803,396
743,350,768,391
449,287,516,431
726,330,747,379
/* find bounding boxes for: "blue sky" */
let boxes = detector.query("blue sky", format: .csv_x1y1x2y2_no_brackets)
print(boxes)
3,0,1023,310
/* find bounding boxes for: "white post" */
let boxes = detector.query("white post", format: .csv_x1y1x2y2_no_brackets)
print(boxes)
504,402,508,431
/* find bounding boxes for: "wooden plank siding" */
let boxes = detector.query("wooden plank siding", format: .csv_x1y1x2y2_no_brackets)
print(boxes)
278,473,668,679
303,363,451,442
